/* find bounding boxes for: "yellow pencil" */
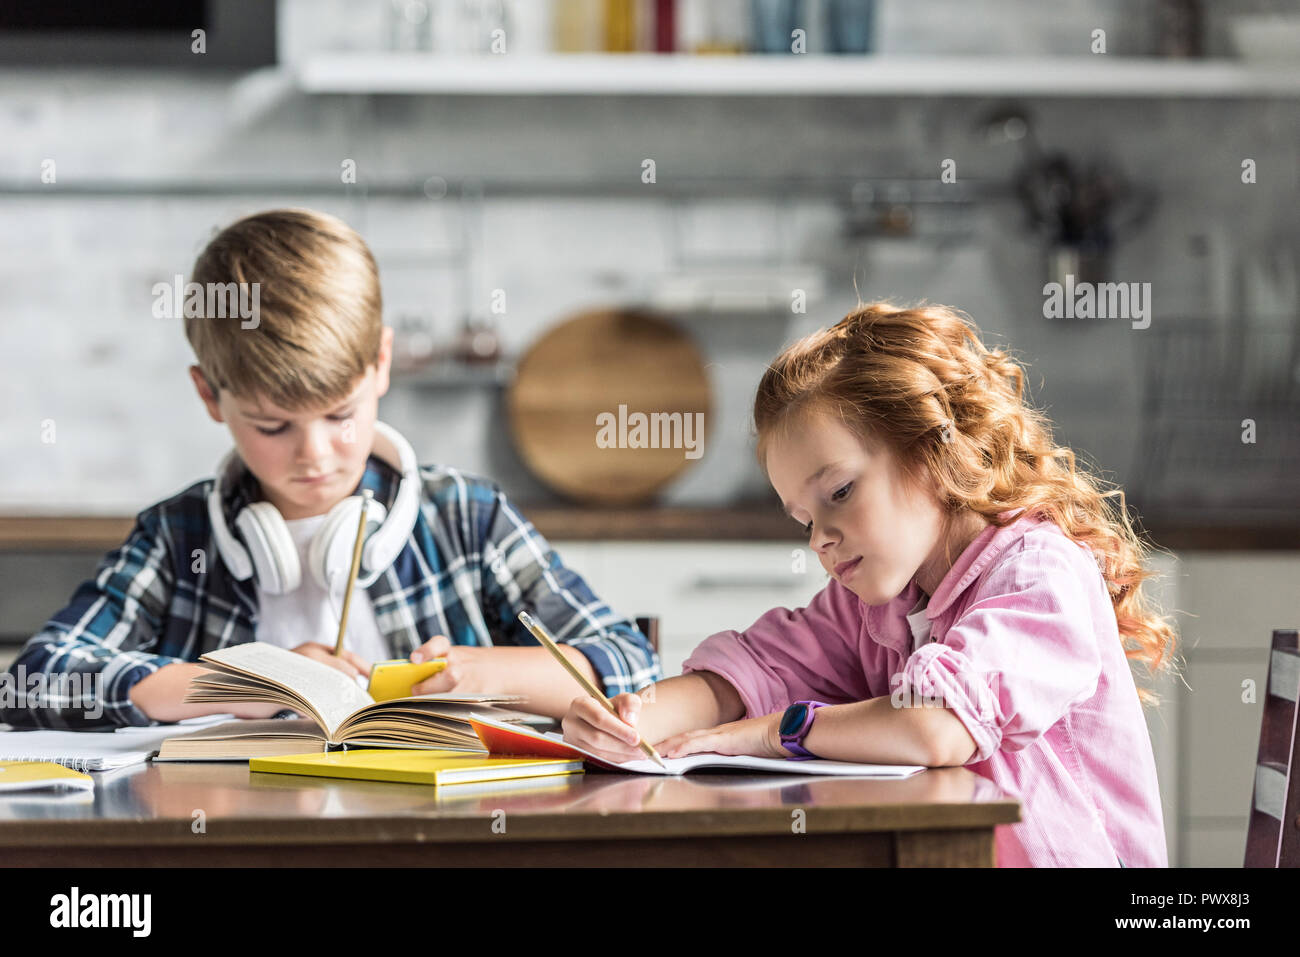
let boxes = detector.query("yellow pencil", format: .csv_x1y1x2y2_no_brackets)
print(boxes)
333,489,374,658
517,610,666,769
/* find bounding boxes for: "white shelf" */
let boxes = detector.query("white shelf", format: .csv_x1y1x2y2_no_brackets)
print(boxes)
296,53,1300,98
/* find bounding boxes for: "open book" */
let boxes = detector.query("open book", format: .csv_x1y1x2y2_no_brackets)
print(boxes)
467,713,927,778
164,642,531,760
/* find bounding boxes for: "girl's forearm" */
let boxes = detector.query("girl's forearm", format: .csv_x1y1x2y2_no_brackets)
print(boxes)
801,696,977,767
635,671,745,744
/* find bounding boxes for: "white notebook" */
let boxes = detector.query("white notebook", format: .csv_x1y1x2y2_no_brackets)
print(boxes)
0,713,238,772
467,712,927,778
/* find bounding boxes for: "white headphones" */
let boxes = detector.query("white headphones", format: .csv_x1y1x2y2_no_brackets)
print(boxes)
206,420,422,595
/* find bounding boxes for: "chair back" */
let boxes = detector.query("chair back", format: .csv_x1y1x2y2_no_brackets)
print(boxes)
634,616,660,655
1245,629,1300,867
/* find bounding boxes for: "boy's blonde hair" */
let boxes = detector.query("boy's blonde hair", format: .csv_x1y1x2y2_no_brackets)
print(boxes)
185,208,383,411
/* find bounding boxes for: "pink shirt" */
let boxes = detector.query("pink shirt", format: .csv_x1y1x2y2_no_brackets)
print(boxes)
682,510,1168,867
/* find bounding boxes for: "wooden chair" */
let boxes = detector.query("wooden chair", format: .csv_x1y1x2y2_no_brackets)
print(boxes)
1244,629,1300,867
634,616,660,655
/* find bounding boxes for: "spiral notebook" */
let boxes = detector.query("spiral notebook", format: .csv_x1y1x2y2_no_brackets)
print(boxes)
0,713,237,772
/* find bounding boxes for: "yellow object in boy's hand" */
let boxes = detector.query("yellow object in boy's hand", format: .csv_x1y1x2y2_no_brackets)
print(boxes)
368,659,448,702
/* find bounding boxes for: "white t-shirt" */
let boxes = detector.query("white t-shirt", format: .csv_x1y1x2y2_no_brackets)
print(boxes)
254,513,390,668
905,593,933,653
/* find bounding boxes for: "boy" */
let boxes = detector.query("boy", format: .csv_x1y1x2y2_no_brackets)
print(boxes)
2,208,660,730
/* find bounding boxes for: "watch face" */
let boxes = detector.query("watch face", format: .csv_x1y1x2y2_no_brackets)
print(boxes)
780,704,809,737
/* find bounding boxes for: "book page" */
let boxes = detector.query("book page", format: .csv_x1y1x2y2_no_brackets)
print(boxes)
335,695,532,741
164,718,327,741
198,643,373,737
466,713,926,777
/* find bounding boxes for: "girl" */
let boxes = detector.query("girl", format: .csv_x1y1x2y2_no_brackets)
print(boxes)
561,300,1178,867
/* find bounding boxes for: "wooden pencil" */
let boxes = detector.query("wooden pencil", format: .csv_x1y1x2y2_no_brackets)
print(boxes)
517,610,666,769
333,489,374,658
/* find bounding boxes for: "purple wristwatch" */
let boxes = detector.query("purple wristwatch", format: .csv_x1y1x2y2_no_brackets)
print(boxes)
779,700,829,759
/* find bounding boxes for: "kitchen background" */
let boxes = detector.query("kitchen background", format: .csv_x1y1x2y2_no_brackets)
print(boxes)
1,0,1298,865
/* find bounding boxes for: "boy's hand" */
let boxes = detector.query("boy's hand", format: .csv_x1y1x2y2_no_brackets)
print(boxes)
410,634,452,665
290,642,371,680
409,635,494,695
130,662,292,723
561,692,649,765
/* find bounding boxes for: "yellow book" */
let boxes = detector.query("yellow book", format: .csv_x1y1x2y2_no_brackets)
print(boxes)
0,760,95,793
250,749,584,786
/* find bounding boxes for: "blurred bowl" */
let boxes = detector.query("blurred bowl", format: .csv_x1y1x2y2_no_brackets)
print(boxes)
1228,15,1300,61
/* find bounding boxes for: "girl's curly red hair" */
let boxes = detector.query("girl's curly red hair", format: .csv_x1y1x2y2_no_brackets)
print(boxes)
754,300,1179,707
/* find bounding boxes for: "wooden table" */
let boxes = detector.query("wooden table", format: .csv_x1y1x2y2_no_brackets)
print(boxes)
0,761,1019,867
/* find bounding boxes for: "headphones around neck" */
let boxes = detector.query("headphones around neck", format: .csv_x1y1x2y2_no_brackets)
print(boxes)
206,420,421,595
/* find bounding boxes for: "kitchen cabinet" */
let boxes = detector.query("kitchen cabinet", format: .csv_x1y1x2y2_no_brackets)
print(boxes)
1183,658,1263,820
552,540,826,677
0,552,104,670
1173,553,1300,867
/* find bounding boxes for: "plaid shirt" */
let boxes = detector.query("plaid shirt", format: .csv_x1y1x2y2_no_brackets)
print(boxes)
1,458,661,729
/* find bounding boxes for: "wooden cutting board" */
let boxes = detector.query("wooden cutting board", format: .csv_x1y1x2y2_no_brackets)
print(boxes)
507,309,711,505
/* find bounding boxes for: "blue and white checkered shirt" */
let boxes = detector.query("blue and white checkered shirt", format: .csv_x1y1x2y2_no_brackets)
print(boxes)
2,457,661,729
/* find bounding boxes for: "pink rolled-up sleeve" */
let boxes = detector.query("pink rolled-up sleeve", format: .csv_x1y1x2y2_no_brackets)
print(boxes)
682,580,866,719
898,546,1103,765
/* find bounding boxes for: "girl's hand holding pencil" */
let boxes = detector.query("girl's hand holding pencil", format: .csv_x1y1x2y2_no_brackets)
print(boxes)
561,692,654,765
565,695,788,763
519,610,666,768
